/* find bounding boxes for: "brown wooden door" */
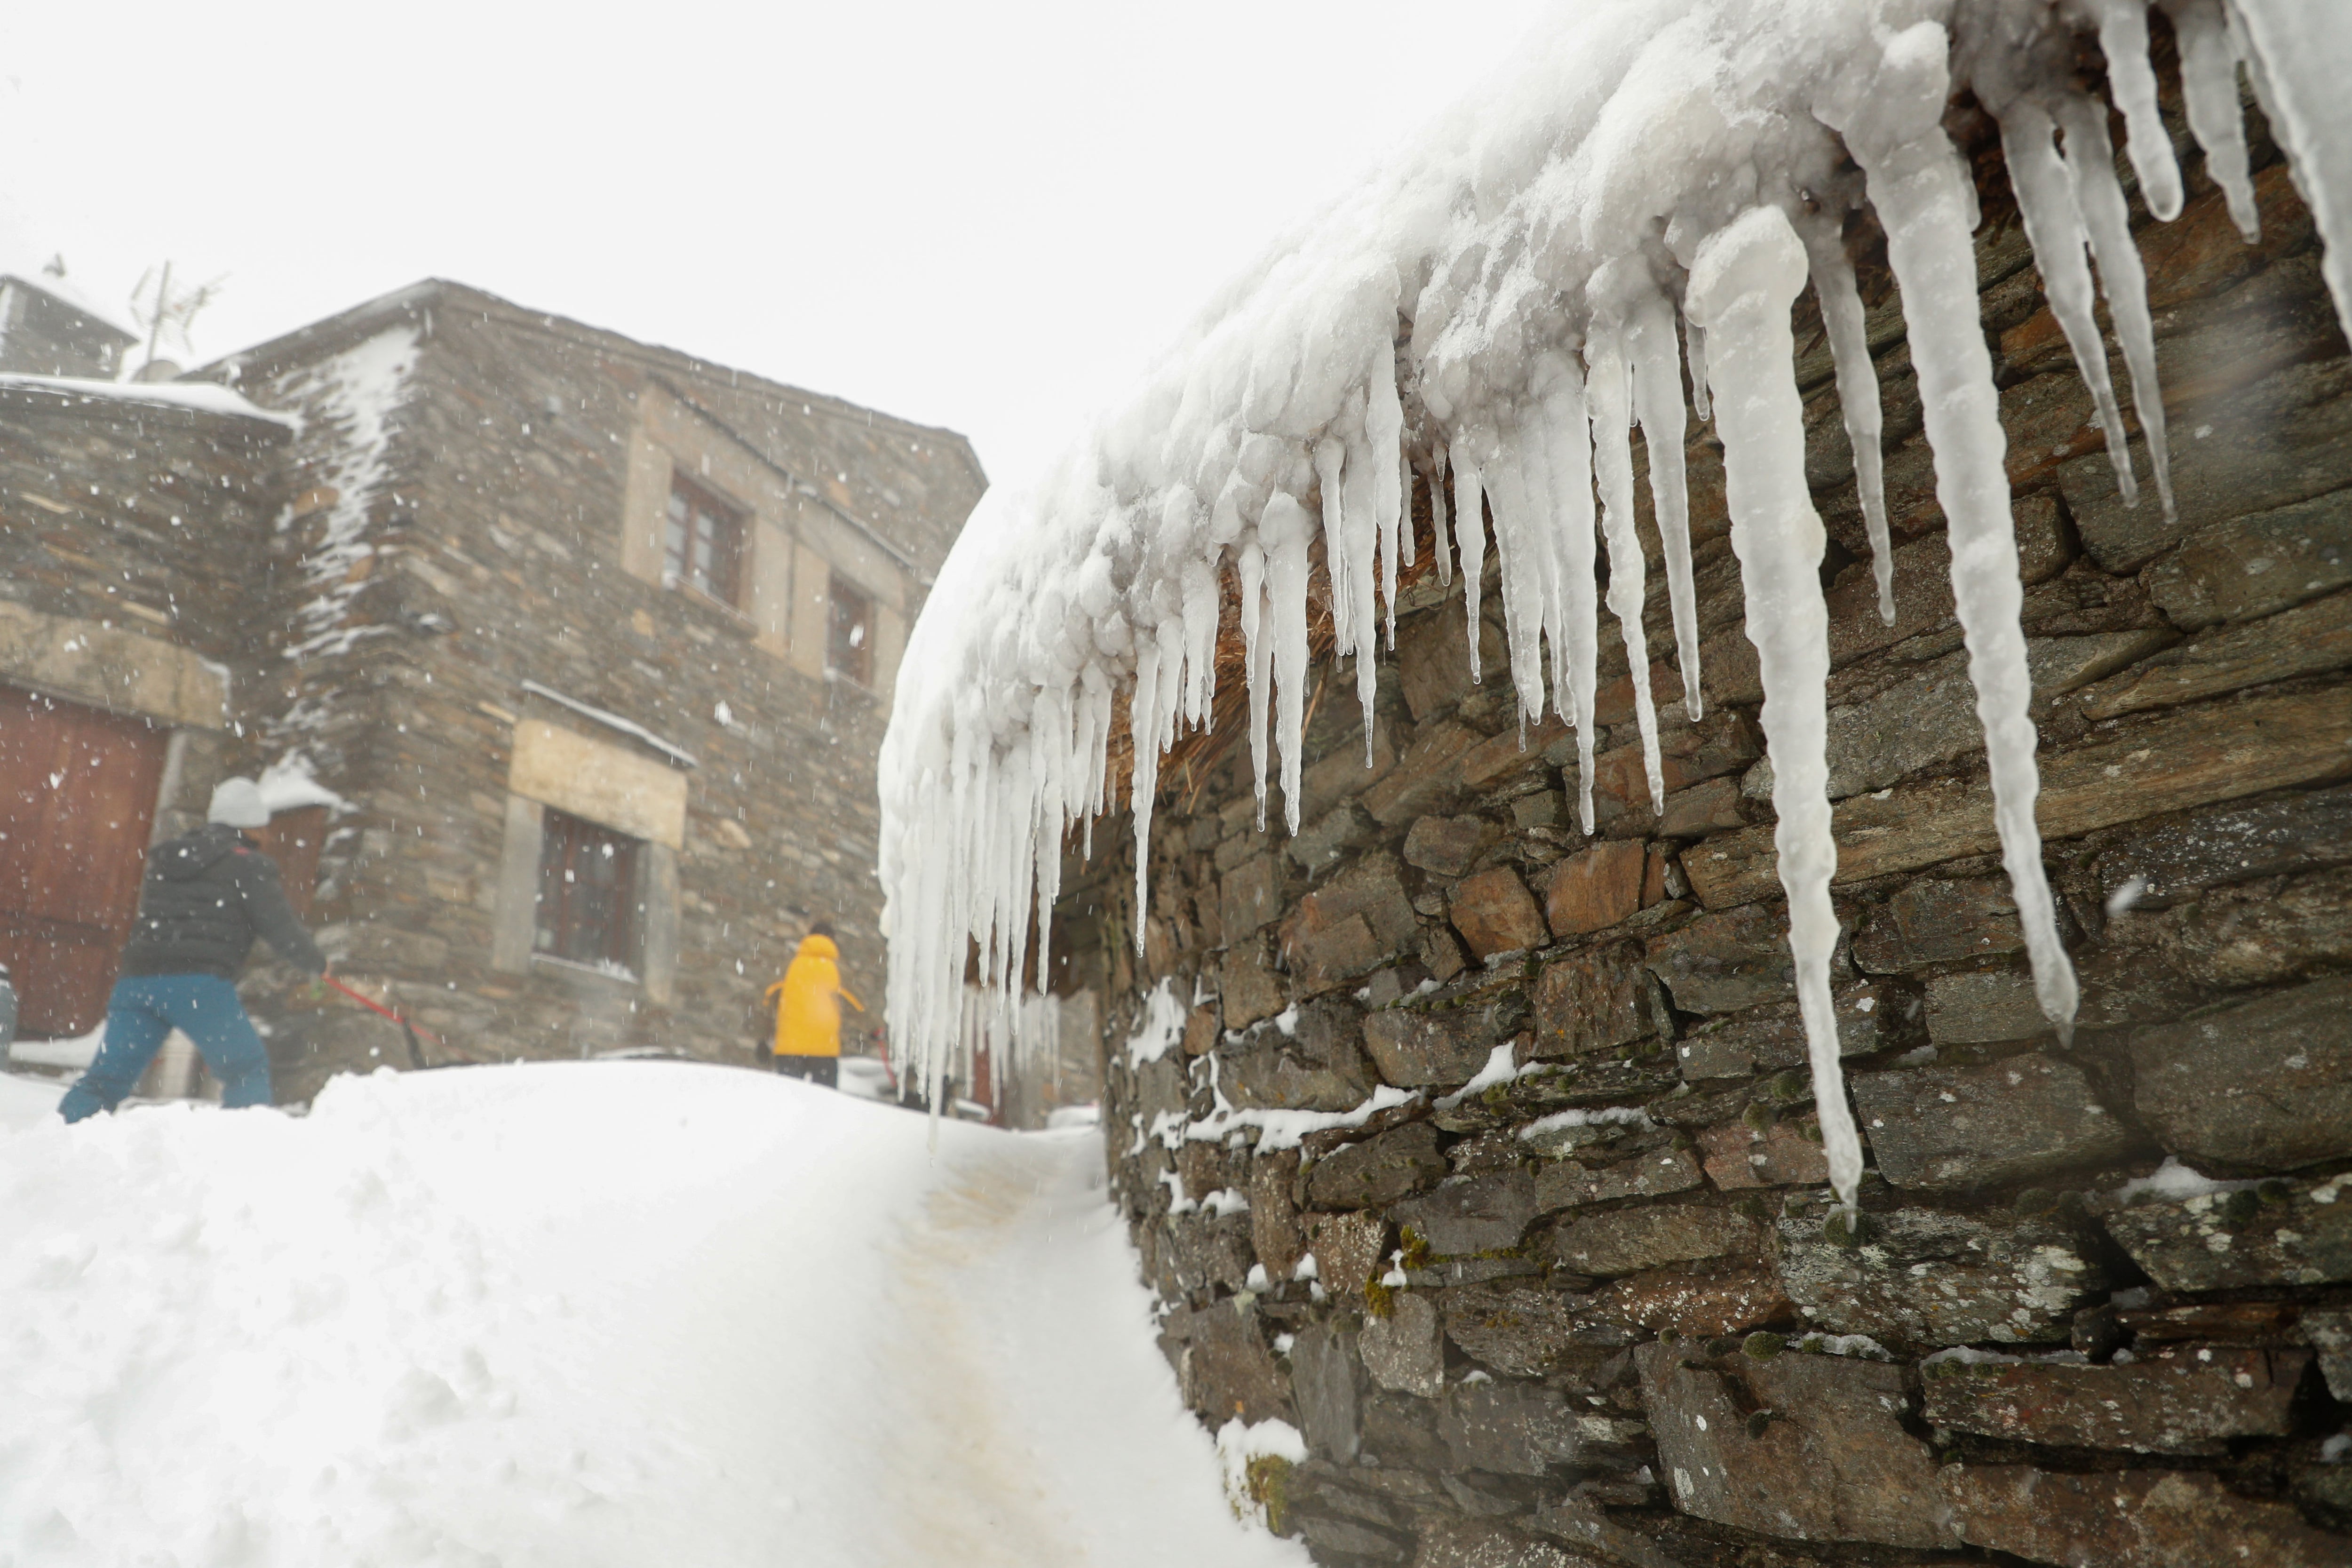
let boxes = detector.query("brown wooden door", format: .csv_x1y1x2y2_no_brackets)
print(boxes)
0,686,167,1037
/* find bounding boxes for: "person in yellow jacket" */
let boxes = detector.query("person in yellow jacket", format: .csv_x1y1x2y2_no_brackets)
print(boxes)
764,923,864,1089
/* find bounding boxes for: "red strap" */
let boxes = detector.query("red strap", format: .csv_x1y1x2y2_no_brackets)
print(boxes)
326,976,445,1046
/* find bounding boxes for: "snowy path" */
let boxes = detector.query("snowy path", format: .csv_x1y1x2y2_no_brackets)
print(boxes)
0,1064,1308,1568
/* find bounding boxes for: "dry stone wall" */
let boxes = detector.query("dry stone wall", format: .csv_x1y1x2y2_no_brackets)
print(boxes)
1087,91,2352,1568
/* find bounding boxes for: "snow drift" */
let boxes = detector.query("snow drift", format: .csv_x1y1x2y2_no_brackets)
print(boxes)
878,0,2352,1209
0,1067,1306,1567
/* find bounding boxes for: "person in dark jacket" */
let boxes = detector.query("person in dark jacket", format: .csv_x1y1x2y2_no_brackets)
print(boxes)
59,778,327,1123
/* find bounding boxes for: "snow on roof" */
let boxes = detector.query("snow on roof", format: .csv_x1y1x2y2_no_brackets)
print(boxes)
0,372,296,428
521,681,700,769
0,198,139,340
879,0,2352,1200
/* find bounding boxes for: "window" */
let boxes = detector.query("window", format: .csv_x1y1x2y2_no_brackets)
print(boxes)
535,808,642,974
663,472,745,606
828,575,874,685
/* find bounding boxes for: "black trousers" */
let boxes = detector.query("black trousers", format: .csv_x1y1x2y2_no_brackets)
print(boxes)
771,1054,837,1089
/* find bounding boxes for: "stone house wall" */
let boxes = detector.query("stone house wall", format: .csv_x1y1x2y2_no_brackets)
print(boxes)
0,383,290,835
209,283,983,1096
1078,88,2352,1568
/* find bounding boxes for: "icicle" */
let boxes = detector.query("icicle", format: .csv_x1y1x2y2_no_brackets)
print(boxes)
2231,0,2352,340
1830,26,2080,1045
1531,351,1601,833
1342,413,1384,763
1685,204,1864,1214
1585,320,1665,812
1428,446,1453,587
2055,91,2175,520
1397,437,1417,569
1799,216,1899,624
2095,0,2185,221
1313,435,1352,653
1239,541,1274,829
1479,420,1550,725
1629,287,1707,710
1369,343,1407,651
1683,314,1711,422
2163,0,2260,241
1452,445,1487,685
1180,556,1220,730
1998,98,2140,507
1262,492,1313,834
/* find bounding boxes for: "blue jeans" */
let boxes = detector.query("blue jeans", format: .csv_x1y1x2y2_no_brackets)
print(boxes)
59,975,273,1123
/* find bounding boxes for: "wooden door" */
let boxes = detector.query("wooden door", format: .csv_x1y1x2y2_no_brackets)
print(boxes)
0,686,167,1037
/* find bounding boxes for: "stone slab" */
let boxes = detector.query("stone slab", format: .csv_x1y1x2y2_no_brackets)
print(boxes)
1438,1281,1627,1378
1851,877,2021,973
2083,589,2352,718
1637,1342,1952,1549
1685,690,2352,910
2095,1172,2352,1290
1393,1170,1540,1257
1451,866,1549,960
1307,1210,1392,1300
1773,1205,2112,1346
2145,486,2352,628
2129,976,2352,1171
1543,841,1648,938
1591,1264,1797,1338
1361,1290,1447,1399
1438,1380,1585,1476
1406,814,1501,877
1365,991,1520,1087
1921,1345,2309,1455
1531,941,1656,1059
1852,1051,2134,1193
1941,1464,2352,1568
1290,1324,1362,1463
2094,784,2352,908
1534,1146,1705,1212
1699,1116,1831,1189
1548,1203,1757,1278
1306,1121,1449,1211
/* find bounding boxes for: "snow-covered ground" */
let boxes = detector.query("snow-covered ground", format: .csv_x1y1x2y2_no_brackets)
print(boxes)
0,1063,1308,1568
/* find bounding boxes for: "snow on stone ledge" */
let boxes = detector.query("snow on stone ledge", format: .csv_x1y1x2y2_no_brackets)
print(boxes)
877,0,2352,1206
0,373,299,429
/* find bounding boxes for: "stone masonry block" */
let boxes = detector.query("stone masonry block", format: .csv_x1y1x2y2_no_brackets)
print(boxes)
1360,1290,1446,1399
1449,867,1548,960
1306,1122,1448,1211
1548,1203,1756,1278
1394,1170,1540,1257
1638,1341,1951,1550
1942,1464,2352,1568
1921,1345,2310,1455
1404,814,1500,877
1851,1051,2135,1193
1773,1204,2114,1347
2129,975,2352,1171
1542,841,1646,938
2146,486,2352,629
2094,1172,2352,1291
1531,941,1654,1059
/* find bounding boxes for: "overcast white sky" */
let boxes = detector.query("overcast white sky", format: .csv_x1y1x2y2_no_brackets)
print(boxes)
0,0,1545,487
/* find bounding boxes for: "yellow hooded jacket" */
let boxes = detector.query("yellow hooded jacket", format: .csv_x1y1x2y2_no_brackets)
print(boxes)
766,933,864,1059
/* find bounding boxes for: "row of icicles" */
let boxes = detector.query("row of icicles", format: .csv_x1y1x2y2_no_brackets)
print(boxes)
886,0,2346,1212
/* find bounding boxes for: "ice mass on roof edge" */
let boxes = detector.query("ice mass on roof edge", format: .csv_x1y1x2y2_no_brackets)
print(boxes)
877,0,2352,1210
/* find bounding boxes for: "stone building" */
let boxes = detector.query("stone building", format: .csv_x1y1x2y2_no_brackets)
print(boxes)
1038,66,2352,1568
0,278,982,1098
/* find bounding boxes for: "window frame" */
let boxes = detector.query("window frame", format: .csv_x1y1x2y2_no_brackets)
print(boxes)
662,470,747,608
533,807,644,976
827,573,875,686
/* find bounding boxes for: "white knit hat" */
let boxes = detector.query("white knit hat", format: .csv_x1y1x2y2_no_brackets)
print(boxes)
207,778,270,829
